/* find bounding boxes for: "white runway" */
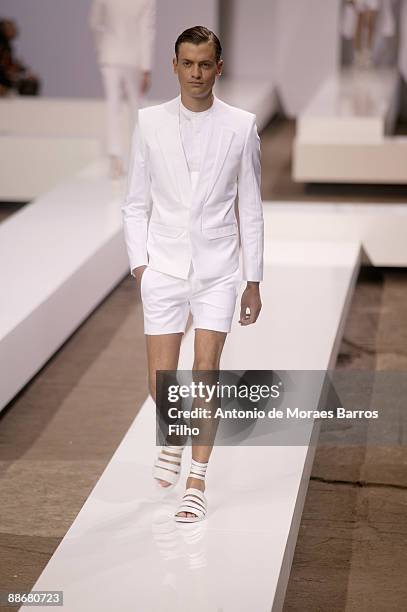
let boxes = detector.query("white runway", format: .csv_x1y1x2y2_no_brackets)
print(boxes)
20,241,361,612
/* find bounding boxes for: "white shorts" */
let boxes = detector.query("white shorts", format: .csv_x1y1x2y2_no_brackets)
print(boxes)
140,263,242,335
354,0,380,12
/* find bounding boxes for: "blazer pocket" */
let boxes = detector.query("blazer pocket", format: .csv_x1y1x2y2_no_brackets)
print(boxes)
149,221,186,238
202,222,238,240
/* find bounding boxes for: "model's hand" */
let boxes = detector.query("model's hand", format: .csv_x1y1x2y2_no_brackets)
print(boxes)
133,265,147,286
140,71,151,95
239,284,262,326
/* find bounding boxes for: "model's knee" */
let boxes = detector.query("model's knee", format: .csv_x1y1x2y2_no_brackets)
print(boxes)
192,359,220,371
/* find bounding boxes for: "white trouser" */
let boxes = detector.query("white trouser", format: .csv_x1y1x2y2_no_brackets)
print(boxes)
354,0,380,12
99,64,140,159
140,261,242,335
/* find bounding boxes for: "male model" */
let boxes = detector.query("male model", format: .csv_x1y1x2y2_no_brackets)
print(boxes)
89,0,156,178
121,26,264,522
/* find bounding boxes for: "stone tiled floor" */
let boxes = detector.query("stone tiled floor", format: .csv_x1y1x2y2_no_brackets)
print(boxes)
283,267,407,612
0,276,148,601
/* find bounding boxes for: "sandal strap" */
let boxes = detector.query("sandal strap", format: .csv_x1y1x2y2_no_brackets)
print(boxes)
188,459,208,481
153,445,185,484
180,488,207,513
184,487,206,500
177,500,206,517
175,488,207,521
162,445,185,456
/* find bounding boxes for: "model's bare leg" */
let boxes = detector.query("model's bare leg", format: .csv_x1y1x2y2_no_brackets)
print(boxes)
354,11,364,56
100,65,125,178
365,9,377,50
356,9,377,68
176,328,227,519
146,333,183,487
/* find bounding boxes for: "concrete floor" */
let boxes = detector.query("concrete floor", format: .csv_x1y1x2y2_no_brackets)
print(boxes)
283,266,407,612
0,275,149,602
1,119,407,610
0,202,25,223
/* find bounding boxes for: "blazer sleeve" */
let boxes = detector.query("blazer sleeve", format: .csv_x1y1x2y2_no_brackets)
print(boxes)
139,0,156,72
121,116,152,275
237,116,264,282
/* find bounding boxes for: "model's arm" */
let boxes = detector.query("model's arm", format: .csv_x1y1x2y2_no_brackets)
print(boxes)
139,0,156,93
236,115,264,325
88,0,105,32
121,118,151,279
88,0,106,55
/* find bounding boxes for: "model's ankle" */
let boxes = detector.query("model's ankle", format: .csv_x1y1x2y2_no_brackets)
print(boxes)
187,476,205,491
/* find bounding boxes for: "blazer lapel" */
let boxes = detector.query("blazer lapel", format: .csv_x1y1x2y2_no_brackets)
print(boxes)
155,95,235,208
156,97,192,209
194,103,235,205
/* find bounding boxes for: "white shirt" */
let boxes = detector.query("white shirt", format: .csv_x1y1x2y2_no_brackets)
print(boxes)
179,99,214,191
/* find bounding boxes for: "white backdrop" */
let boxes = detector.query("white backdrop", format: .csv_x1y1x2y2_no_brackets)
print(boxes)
0,0,218,100
221,0,341,116
3,0,407,116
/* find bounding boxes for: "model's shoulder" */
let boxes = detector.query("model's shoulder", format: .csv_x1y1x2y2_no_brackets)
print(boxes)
139,97,179,120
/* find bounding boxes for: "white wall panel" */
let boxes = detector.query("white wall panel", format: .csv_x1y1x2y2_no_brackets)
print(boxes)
1,0,218,100
220,0,341,116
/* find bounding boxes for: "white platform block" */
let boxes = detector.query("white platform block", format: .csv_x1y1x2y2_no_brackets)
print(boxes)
266,201,407,267
293,68,405,183
0,98,121,201
0,159,128,412
215,77,278,130
0,97,105,137
0,135,101,201
296,68,399,142
20,240,361,612
0,80,277,202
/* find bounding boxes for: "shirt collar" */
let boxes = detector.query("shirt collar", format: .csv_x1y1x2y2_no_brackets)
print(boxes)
179,97,214,121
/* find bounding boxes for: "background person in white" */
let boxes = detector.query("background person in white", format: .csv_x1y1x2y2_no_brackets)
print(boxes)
89,0,156,178
122,26,264,522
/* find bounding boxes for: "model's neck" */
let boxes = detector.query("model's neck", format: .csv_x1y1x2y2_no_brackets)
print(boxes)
180,91,214,113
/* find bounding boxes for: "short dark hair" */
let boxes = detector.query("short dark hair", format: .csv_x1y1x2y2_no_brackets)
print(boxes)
175,26,222,63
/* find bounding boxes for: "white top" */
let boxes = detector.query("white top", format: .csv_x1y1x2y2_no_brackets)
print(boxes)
179,99,214,190
89,0,156,70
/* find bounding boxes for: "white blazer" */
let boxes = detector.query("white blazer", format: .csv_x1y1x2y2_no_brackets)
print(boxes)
121,94,264,282
89,0,155,71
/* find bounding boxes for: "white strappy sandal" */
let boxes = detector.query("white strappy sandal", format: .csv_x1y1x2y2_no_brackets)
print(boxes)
174,459,208,523
152,445,185,489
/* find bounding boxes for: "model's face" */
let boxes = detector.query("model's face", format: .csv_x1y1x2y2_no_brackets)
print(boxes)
173,41,223,99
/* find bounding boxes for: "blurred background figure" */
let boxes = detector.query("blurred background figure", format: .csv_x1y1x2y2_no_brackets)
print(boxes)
89,0,156,179
342,0,395,68
0,18,41,97
354,0,381,67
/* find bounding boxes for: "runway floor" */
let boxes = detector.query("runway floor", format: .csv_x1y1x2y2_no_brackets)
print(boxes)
1,267,407,610
1,116,407,610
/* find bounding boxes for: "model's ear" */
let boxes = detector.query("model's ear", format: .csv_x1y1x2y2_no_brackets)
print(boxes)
172,56,178,73
217,59,224,76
